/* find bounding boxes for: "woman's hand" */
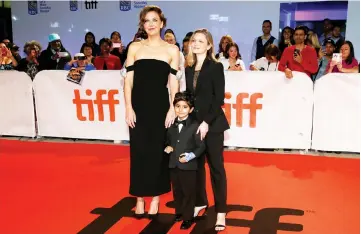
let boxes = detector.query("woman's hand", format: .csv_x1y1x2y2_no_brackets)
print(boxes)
250,65,258,71
165,108,175,128
6,48,12,58
197,121,209,140
125,106,136,128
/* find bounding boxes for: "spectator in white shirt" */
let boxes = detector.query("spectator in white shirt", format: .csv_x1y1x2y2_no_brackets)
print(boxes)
219,42,246,71
250,44,280,71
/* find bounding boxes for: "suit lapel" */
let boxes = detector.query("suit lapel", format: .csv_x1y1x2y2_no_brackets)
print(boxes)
195,58,211,94
178,118,192,138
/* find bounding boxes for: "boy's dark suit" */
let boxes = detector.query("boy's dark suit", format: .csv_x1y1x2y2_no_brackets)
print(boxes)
166,117,205,221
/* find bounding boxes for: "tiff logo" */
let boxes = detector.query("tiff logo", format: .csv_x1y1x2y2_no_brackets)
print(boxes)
78,197,304,234
85,0,98,9
73,89,119,122
223,92,263,128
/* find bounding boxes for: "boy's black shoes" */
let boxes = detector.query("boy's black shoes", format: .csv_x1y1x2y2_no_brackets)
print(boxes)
180,219,194,229
174,214,182,222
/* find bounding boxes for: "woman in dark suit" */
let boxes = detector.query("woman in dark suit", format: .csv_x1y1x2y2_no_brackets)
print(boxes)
185,28,230,231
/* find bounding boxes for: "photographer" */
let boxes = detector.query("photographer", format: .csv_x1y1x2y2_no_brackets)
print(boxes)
64,53,95,71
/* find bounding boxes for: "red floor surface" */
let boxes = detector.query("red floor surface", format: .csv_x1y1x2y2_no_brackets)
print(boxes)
0,139,359,234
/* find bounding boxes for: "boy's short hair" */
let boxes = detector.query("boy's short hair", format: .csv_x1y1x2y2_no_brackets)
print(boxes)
173,91,194,108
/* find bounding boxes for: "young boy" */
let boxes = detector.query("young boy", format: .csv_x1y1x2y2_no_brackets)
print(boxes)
164,91,205,230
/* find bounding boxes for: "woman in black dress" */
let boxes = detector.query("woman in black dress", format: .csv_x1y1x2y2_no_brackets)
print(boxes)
124,5,180,218
185,29,230,231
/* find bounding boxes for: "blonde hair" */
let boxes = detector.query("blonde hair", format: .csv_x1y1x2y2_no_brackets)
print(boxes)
307,32,321,49
186,28,217,67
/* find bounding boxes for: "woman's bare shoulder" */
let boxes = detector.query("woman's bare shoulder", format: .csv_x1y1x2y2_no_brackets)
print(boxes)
166,43,180,56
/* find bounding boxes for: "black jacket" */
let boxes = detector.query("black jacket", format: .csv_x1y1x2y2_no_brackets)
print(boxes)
166,117,205,170
185,58,230,133
38,47,71,71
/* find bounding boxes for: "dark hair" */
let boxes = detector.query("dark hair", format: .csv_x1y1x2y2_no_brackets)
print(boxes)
183,37,190,43
135,28,148,40
139,5,167,32
342,41,355,65
224,42,241,60
294,25,308,35
265,44,280,60
164,28,175,36
333,24,341,30
185,32,193,37
99,38,112,47
110,31,121,41
84,32,96,44
263,20,272,28
80,43,93,53
173,91,194,108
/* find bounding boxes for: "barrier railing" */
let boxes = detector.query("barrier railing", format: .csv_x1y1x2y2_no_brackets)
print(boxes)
0,70,359,152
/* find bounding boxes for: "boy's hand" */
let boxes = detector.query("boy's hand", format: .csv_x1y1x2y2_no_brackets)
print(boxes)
164,146,174,154
179,152,196,163
179,155,187,163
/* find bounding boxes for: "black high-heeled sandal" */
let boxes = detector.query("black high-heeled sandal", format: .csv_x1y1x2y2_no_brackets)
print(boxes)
148,200,159,219
134,200,145,219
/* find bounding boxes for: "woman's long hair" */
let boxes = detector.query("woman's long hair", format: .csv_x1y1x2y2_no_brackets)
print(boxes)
186,28,217,67
342,40,355,65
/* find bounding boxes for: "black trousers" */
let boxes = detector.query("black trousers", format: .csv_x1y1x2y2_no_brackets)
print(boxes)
170,168,197,221
196,132,227,213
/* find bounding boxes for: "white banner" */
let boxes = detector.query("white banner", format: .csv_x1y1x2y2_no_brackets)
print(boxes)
0,71,36,137
223,71,314,149
33,70,129,140
312,73,360,152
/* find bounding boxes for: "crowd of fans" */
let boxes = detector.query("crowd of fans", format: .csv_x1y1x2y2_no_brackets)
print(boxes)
0,18,359,82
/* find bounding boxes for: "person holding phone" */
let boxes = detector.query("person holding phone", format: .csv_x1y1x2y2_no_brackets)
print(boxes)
110,31,126,65
0,42,18,70
219,42,246,71
38,33,71,71
278,26,318,79
326,41,359,74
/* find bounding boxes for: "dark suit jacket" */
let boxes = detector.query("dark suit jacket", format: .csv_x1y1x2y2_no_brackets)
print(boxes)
38,48,71,71
166,117,205,170
185,58,230,133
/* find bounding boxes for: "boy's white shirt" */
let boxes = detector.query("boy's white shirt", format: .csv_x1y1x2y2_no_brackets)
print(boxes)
250,57,279,71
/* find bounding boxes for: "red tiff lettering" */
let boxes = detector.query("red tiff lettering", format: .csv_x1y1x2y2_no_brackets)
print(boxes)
73,89,120,122
223,92,263,128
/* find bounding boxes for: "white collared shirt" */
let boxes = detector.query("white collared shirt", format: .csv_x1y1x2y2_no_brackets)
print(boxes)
219,57,246,71
250,57,279,71
177,116,188,133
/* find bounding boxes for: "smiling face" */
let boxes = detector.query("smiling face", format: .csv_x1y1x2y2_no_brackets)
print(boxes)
228,46,238,59
190,32,211,55
175,100,193,120
143,11,164,37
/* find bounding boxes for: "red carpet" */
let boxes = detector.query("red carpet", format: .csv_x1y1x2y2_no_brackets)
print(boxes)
0,139,359,234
